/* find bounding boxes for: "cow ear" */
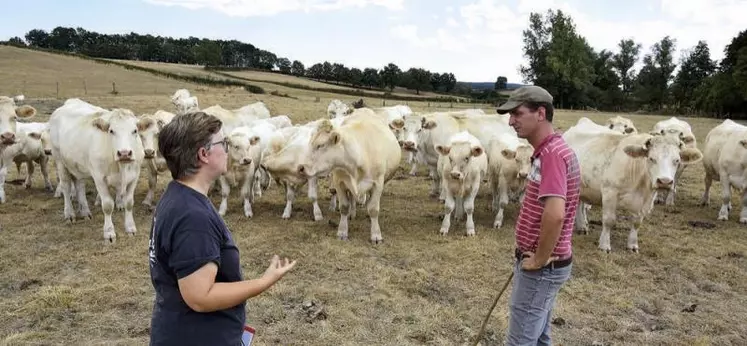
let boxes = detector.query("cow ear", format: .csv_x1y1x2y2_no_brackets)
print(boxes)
157,119,166,131
345,107,354,115
390,119,405,129
15,105,36,118
648,130,661,136
137,117,154,132
422,120,437,130
625,127,635,134
739,139,747,149
92,118,110,132
501,148,516,159
680,147,703,164
623,141,648,158
28,132,42,140
436,145,450,156
250,135,260,146
681,134,695,144
471,146,483,157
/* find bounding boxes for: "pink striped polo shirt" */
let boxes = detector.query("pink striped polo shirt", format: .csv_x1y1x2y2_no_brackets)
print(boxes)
515,133,581,259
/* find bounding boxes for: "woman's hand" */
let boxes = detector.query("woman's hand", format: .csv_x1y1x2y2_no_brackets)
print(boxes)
261,255,297,283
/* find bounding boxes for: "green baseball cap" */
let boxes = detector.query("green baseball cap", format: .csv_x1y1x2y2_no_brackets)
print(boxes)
496,85,553,114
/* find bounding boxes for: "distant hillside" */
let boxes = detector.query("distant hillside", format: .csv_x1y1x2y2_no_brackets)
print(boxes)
466,82,526,90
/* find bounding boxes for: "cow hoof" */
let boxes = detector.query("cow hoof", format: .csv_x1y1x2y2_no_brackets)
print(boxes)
371,238,383,244
439,229,448,236
466,229,475,237
628,247,639,253
24,183,31,189
338,235,349,241
575,229,589,235
740,217,747,224
282,213,291,220
313,215,324,222
104,234,116,244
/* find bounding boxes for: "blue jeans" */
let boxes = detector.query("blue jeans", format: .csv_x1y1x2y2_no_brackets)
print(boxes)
505,260,572,346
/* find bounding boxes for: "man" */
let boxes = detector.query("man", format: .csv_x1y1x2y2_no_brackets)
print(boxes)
148,111,297,346
496,86,580,345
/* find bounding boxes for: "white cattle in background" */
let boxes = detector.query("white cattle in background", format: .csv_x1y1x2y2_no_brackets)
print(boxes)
137,110,177,208
1,122,54,193
700,119,747,223
651,116,697,205
48,99,148,243
171,89,199,114
234,101,271,120
435,131,488,236
563,117,703,252
298,110,402,243
327,99,353,119
0,96,37,204
486,132,533,229
606,115,638,134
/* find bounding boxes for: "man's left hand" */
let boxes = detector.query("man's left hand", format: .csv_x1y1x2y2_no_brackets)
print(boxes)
521,251,558,271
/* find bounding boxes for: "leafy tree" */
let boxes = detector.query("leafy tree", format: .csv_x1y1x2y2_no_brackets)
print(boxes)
495,76,507,90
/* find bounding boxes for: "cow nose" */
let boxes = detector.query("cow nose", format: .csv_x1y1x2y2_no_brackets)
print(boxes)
144,149,155,157
398,140,404,147
1,132,15,143
44,149,52,156
241,158,252,165
625,127,634,134
297,165,306,175
450,171,462,180
117,150,133,159
656,178,673,188
517,172,528,179
404,141,415,149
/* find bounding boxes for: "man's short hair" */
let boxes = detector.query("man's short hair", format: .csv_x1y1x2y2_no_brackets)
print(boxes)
524,101,554,122
158,111,222,180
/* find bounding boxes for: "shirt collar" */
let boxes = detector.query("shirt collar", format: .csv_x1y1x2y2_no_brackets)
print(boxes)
531,133,562,159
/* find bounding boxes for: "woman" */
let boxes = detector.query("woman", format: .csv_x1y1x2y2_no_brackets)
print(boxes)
147,111,297,346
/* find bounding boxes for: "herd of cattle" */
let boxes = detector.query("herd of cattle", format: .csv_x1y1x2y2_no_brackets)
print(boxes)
0,89,746,252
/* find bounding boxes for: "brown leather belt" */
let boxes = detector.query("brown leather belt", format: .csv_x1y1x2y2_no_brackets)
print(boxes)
515,249,573,270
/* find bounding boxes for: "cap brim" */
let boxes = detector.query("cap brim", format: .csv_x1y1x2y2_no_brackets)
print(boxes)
495,100,521,114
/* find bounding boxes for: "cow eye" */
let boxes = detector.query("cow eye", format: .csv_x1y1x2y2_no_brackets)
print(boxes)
132,129,137,135
109,129,115,134
649,157,657,163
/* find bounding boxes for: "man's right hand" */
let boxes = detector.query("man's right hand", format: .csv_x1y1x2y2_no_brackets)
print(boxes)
262,254,297,282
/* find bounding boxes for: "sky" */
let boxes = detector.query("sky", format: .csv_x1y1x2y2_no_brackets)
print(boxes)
1,0,746,83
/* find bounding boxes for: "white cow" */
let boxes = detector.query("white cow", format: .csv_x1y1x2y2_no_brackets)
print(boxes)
651,116,697,205
419,112,517,199
435,131,488,236
260,124,325,221
0,97,37,203
234,101,272,120
298,110,402,243
700,119,747,223
563,118,703,252
1,122,54,193
486,132,533,228
138,110,177,208
218,122,277,217
171,89,199,115
48,100,148,242
606,115,638,134
327,99,353,119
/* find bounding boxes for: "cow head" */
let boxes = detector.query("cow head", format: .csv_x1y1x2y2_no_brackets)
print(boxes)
436,140,484,181
92,109,144,163
298,119,342,177
0,98,37,145
226,131,260,167
400,115,424,152
136,115,159,159
388,118,406,146
40,130,52,156
623,135,703,190
327,99,352,119
607,116,637,134
501,144,533,180
653,127,696,148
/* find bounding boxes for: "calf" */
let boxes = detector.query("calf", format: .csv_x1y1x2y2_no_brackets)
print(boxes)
564,120,703,252
435,131,488,236
2,122,53,193
486,132,533,228
48,99,148,242
138,110,176,208
606,115,637,134
700,119,747,223
298,113,402,243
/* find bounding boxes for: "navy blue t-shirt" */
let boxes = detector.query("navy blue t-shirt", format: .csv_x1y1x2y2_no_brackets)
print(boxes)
148,180,245,346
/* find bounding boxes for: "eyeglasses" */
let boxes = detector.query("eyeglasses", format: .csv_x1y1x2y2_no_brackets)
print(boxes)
205,138,228,152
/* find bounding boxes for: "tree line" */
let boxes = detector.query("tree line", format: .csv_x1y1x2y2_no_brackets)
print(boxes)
518,9,747,118
4,26,459,96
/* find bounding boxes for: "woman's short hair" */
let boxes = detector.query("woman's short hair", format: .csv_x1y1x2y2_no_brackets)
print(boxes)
158,111,222,180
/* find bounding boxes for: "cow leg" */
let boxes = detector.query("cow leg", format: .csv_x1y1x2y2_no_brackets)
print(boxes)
123,178,138,235
599,192,618,253
740,190,747,224
454,195,465,222
241,167,255,218
627,214,643,253
24,161,35,189
252,170,262,199
699,171,713,206
40,157,53,192
366,180,386,244
92,176,116,243
329,188,337,212
440,191,455,236
429,169,440,198
260,167,271,191
336,185,351,241
494,175,510,229
218,175,230,216
409,153,418,176
143,165,157,208
464,182,480,236
75,178,92,220
349,190,357,219
308,177,323,221
666,166,685,206
55,161,76,221
574,202,589,234
282,183,296,219
0,165,7,204
718,172,731,221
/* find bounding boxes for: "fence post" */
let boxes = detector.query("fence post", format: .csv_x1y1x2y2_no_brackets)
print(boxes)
56,81,59,99
112,82,117,95
83,80,87,95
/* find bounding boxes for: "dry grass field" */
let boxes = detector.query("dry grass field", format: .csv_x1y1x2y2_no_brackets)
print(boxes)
2,48,747,346
108,59,453,99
